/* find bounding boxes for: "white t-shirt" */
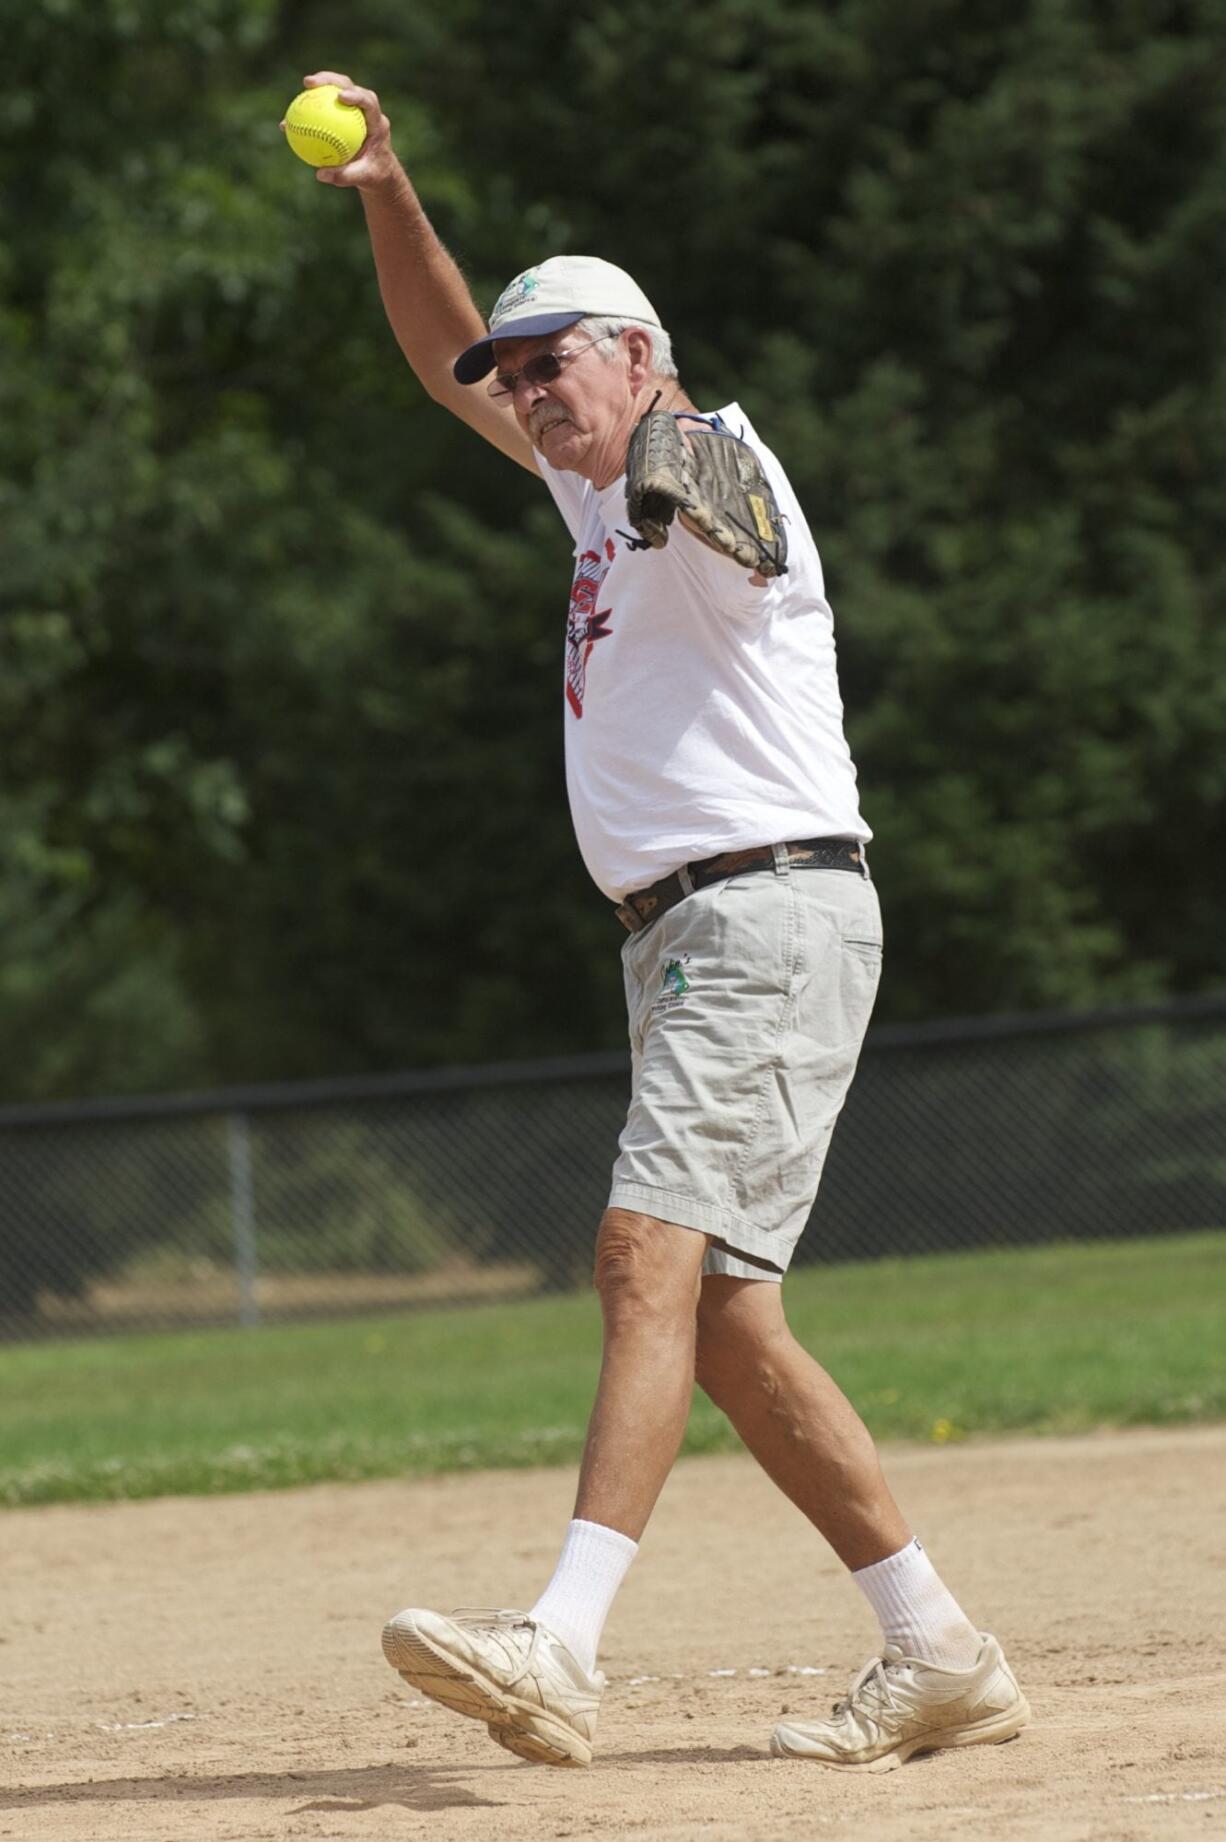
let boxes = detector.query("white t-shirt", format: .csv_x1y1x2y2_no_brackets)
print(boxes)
537,404,870,903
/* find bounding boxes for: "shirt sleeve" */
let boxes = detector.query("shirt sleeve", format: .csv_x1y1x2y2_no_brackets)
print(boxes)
662,410,792,621
667,520,783,623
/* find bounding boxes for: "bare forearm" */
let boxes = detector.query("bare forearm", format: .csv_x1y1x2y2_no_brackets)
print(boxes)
294,70,535,468
358,165,485,402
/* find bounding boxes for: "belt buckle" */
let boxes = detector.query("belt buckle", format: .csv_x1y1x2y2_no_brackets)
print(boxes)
615,887,667,934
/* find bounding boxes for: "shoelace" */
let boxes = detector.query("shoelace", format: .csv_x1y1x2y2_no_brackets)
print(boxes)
450,1607,533,1628
834,1654,903,1720
447,1608,544,1688
448,1608,600,1686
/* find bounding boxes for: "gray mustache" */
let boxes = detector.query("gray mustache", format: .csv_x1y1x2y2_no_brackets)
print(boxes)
531,412,571,440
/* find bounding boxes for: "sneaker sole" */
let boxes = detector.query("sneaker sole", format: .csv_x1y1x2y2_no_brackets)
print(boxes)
771,1694,1031,1773
381,1616,592,1767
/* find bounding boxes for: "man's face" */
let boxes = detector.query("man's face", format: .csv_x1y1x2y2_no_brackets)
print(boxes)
490,326,652,487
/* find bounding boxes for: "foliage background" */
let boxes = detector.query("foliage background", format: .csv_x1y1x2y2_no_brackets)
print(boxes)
2,0,1223,1104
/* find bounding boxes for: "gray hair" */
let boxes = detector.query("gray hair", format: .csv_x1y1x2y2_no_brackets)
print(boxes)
577,315,678,381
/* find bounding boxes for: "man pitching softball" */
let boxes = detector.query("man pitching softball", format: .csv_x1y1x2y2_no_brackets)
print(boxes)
286,71,1030,1773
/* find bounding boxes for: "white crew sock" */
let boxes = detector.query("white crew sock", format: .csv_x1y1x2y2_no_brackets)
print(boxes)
529,1518,638,1675
852,1537,983,1671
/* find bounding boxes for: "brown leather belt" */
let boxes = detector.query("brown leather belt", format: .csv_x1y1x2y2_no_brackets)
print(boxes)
615,837,866,934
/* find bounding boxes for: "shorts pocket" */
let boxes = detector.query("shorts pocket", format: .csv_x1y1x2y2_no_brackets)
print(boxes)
843,937,884,965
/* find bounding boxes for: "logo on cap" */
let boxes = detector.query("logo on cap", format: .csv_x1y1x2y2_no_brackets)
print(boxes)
492,271,540,327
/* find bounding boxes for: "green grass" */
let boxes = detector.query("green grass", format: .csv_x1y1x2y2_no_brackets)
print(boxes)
1,1232,1222,1508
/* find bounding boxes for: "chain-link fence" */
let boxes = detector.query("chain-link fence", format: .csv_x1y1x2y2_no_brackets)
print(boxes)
1,996,1224,1341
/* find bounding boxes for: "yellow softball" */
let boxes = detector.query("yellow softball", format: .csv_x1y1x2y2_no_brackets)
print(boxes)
284,85,367,168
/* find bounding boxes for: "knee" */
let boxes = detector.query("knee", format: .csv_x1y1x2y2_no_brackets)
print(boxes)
592,1208,701,1329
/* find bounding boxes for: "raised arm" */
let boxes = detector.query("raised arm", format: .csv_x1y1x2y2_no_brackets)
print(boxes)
290,71,539,475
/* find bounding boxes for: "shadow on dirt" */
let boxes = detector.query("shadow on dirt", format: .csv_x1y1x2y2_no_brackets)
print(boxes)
0,1763,506,1814
0,1744,772,1813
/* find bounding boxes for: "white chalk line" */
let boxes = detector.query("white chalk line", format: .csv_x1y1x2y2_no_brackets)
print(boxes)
1123,1788,1226,1806
627,1665,828,1686
95,1712,202,1733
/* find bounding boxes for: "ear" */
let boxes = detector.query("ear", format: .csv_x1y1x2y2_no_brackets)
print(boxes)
624,325,655,390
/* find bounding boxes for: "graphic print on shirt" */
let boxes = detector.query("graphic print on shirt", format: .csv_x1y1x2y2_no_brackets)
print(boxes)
566,538,617,718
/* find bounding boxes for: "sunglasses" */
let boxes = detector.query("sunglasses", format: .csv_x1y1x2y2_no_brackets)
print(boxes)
486,332,621,401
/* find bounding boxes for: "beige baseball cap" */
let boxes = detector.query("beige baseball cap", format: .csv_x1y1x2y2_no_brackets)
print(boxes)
453,256,662,384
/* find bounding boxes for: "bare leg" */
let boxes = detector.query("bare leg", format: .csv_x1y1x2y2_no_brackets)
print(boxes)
694,1274,911,1570
572,1208,709,1541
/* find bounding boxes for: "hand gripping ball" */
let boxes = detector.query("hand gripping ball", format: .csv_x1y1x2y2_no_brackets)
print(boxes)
284,85,367,168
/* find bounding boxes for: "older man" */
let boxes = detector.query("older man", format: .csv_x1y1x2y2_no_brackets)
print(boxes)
292,72,1029,1773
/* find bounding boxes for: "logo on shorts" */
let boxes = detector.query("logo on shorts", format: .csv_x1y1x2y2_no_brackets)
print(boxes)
652,956,692,1013
663,959,690,997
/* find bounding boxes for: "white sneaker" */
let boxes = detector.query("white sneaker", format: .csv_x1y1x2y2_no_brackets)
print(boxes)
771,1633,1030,1772
382,1607,604,1767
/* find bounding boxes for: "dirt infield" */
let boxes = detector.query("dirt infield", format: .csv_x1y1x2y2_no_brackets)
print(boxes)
3,1425,1224,1842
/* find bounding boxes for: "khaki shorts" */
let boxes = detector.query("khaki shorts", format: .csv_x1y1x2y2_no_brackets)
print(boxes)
608,858,882,1280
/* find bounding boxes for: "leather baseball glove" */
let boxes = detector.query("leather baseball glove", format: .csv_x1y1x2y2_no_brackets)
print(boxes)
625,410,789,577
